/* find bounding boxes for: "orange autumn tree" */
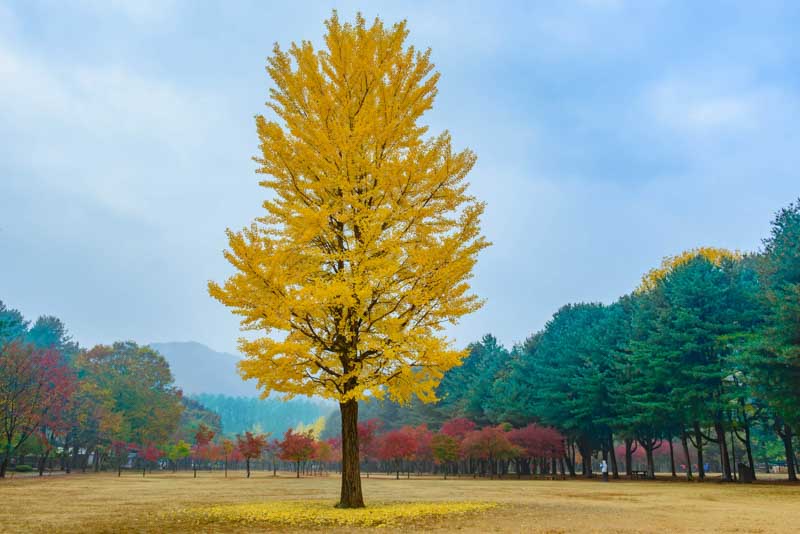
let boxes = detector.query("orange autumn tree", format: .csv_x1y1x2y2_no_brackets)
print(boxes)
209,12,487,508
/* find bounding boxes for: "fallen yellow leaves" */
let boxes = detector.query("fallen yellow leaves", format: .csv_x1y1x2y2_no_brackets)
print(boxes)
177,500,497,528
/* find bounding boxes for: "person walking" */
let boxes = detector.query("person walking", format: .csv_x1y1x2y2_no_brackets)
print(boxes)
601,459,608,482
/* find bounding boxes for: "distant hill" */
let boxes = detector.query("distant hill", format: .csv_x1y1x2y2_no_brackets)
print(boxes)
148,341,260,397
150,341,334,436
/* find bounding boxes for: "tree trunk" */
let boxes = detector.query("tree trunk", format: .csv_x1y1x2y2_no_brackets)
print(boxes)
779,424,797,482
693,422,705,480
680,431,693,480
577,437,592,478
38,449,50,476
337,399,364,508
624,438,635,477
714,421,732,481
296,461,300,478
729,427,737,482
563,453,575,477
608,434,619,479
644,445,655,479
668,439,676,477
742,423,756,480
0,447,9,478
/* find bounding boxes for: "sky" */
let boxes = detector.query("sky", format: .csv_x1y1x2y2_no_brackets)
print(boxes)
1,0,799,355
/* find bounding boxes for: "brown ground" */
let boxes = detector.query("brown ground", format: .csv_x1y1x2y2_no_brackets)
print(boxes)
1,471,798,533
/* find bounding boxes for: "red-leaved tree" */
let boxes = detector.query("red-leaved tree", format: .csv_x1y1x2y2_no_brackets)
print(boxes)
440,418,476,440
0,343,75,478
462,426,519,479
140,442,162,476
357,418,382,476
379,427,417,479
192,423,216,476
508,424,565,477
236,431,267,478
279,429,316,478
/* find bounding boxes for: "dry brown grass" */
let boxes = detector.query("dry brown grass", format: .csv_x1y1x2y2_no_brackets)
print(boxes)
1,470,798,533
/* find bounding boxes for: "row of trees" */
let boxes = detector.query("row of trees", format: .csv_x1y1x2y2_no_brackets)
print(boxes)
0,307,202,477
156,417,565,481
326,200,800,483
488,201,800,482
354,418,564,480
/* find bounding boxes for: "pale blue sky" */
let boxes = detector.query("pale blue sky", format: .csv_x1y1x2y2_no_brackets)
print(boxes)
1,0,798,354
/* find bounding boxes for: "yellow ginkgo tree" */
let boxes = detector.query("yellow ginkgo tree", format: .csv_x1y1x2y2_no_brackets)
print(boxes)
209,12,488,508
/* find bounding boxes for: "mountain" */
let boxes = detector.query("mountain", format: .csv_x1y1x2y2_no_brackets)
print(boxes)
148,341,260,397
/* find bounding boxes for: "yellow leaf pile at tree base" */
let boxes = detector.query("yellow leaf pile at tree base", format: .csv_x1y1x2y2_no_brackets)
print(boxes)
175,500,497,528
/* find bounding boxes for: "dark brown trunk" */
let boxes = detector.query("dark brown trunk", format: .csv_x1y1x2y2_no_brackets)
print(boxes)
714,421,731,481
742,423,756,480
608,434,619,479
693,422,705,480
641,441,655,479
681,431,693,480
577,437,592,478
246,458,251,478
668,439,676,477
38,449,50,476
563,453,575,477
729,427,737,482
337,399,364,508
779,424,797,481
624,438,635,477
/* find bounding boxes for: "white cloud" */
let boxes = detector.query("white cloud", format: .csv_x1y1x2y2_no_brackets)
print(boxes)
644,72,796,137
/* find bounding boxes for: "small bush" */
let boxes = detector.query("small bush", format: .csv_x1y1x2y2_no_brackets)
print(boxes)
14,464,34,472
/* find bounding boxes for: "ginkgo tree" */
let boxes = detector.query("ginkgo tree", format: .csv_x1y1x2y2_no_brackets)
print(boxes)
209,11,487,508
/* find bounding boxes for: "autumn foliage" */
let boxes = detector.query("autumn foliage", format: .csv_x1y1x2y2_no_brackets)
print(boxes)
208,11,488,507
236,431,268,478
0,342,76,477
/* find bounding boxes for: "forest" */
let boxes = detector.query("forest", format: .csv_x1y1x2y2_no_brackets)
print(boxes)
2,199,799,482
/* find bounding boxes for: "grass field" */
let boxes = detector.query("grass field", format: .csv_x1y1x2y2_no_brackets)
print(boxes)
1,471,799,533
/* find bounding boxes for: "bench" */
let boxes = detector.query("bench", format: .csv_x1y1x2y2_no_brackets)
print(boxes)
630,470,649,479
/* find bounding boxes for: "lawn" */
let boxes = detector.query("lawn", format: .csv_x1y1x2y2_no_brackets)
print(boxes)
1,471,798,532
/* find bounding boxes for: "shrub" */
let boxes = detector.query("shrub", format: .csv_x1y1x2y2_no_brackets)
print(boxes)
14,464,34,472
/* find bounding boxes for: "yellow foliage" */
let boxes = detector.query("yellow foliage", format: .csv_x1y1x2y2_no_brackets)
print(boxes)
181,500,496,528
294,417,325,438
638,246,741,292
302,416,327,439
209,12,488,405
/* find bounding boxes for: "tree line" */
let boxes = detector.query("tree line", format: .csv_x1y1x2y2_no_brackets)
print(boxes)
329,199,800,483
0,309,223,477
